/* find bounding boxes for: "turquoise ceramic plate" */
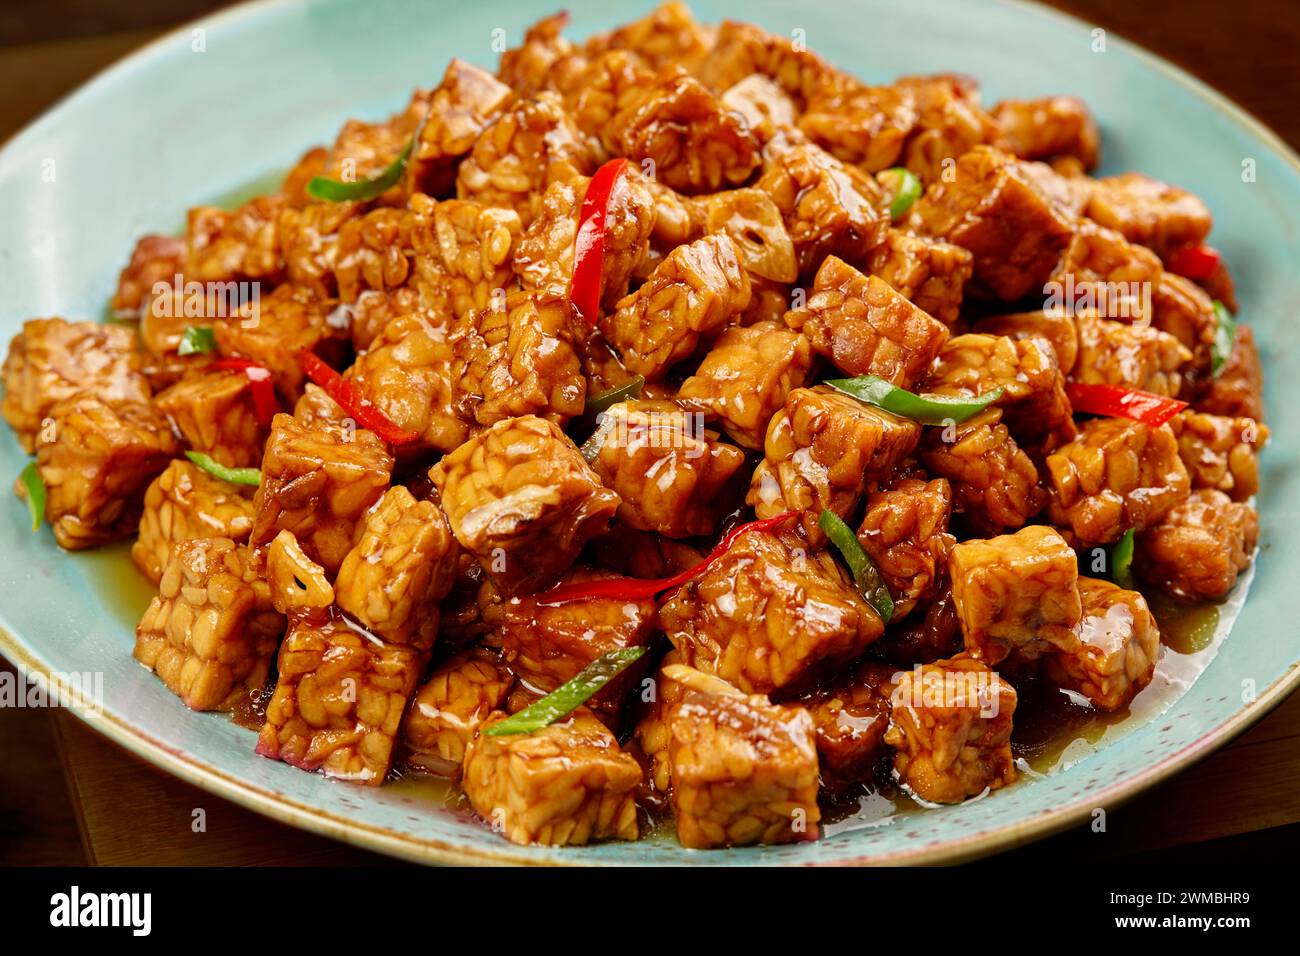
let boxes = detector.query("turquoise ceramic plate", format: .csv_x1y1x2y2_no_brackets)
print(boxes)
1,0,1296,865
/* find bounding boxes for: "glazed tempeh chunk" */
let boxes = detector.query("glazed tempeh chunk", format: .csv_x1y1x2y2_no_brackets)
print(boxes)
410,196,524,323
883,655,1017,804
991,96,1099,168
799,83,918,172
429,415,620,596
250,412,393,575
863,227,974,327
856,477,956,619
256,608,424,784
489,566,656,724
1083,171,1212,257
980,308,1080,376
1043,577,1159,712
409,58,515,196
112,233,186,318
697,18,849,108
748,385,922,544
1193,323,1264,422
454,289,587,427
2,318,151,452
462,710,642,846
1050,223,1164,325
784,256,949,387
131,459,256,584
334,486,458,648
27,395,178,550
676,320,813,450
1046,418,1190,546
660,527,884,695
685,187,798,283
916,407,1046,535
949,525,1082,664
756,138,887,277
606,70,761,194
1169,410,1268,502
667,679,821,848
1138,489,1258,601
1073,310,1192,398
133,537,282,711
402,647,515,777
797,659,898,788
894,74,1002,184
153,368,266,469
923,333,1073,442
601,233,751,379
587,400,746,537
909,145,1074,301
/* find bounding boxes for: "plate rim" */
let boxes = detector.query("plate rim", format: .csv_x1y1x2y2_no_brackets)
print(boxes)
2,0,1298,866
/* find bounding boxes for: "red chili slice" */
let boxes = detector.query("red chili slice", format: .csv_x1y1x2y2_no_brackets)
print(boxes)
1066,382,1188,427
570,157,630,327
1166,244,1221,281
209,357,278,428
296,349,420,445
537,511,798,606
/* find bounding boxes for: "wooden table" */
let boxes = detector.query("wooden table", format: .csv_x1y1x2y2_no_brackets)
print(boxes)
3,0,1299,866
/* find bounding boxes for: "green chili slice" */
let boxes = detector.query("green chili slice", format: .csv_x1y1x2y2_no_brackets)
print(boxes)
825,375,1003,425
307,138,413,203
178,326,216,356
584,375,644,416
819,509,894,624
185,450,261,487
1210,300,1237,379
484,647,648,736
1110,528,1136,590
18,461,45,532
883,167,922,220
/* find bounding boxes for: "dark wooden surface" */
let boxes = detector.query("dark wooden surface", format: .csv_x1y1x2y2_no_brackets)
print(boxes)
2,0,1299,867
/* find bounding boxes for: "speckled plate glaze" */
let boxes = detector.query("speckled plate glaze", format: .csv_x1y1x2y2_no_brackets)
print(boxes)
1,0,1297,866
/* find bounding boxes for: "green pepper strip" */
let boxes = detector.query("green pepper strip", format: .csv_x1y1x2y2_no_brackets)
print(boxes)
307,138,413,203
178,326,216,357
819,509,894,624
186,450,261,487
825,375,1004,426
885,167,922,220
19,461,45,532
1211,300,1237,379
484,647,648,736
1110,528,1136,590
584,375,644,416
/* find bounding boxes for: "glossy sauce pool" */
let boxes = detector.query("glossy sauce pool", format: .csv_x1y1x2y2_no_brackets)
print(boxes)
79,539,1247,844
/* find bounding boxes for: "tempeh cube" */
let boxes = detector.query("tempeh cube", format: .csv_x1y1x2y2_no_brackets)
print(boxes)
1050,223,1163,325
587,400,746,537
601,233,751,379
429,415,620,596
462,710,642,846
1045,418,1190,545
883,655,1017,804
797,660,898,788
153,368,265,468
856,477,956,619
410,196,524,324
1169,410,1268,501
659,527,884,695
894,74,1002,185
1084,172,1212,257
756,139,887,277
916,407,1046,535
676,321,813,450
748,385,921,544
1151,273,1217,372
250,412,393,575
29,395,178,550
409,58,515,196
799,83,918,172
183,195,286,286
334,486,458,649
256,609,424,784
585,2,713,73
454,289,586,428
979,308,1080,375
668,683,820,848
1193,323,1264,422
497,11,583,97
1138,489,1258,601
112,233,186,318
784,256,949,387
133,537,282,711
402,647,515,777
864,227,973,326
132,459,256,583
685,187,798,283
1043,577,1159,712
909,145,1074,301
489,566,656,725
720,75,797,144
949,525,1082,663
991,96,1099,168
2,318,151,452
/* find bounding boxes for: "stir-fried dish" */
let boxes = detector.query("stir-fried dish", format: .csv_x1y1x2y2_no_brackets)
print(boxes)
3,4,1267,849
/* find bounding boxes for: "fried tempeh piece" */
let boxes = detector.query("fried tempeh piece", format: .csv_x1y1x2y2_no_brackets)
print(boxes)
132,459,256,584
